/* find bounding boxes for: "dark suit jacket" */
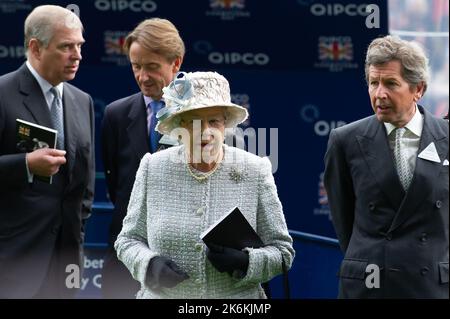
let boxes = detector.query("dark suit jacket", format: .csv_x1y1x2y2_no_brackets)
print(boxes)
324,105,448,298
101,93,150,245
101,92,149,297
0,64,95,298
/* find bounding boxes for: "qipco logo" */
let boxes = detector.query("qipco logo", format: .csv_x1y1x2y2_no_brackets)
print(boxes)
0,45,25,59
95,0,157,12
209,52,270,65
314,120,346,136
66,4,80,17
299,104,346,137
231,94,250,105
311,3,369,16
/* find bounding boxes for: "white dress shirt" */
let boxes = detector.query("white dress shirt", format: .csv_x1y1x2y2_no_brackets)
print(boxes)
24,61,64,182
384,104,424,176
26,61,63,109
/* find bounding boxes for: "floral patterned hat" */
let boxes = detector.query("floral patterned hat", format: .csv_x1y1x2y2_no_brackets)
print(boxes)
155,71,248,135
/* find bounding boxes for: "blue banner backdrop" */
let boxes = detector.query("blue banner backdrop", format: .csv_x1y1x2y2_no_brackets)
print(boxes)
0,0,388,298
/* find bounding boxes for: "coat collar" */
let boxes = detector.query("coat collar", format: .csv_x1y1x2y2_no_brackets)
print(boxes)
388,105,448,232
357,106,448,232
18,63,53,128
356,115,405,210
18,63,81,178
62,84,79,176
357,105,448,221
127,93,150,158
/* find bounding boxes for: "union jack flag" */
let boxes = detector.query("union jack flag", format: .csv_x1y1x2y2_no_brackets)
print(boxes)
210,0,245,9
105,34,126,55
319,38,353,61
318,179,328,206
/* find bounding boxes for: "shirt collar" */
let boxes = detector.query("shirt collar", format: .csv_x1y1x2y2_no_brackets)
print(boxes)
143,95,153,108
26,61,64,98
143,95,165,109
384,104,423,137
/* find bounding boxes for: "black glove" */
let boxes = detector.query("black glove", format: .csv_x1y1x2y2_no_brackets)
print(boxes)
146,256,189,288
206,243,249,276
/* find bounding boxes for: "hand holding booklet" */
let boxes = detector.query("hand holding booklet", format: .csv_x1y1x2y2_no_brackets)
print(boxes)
200,207,264,249
16,118,57,184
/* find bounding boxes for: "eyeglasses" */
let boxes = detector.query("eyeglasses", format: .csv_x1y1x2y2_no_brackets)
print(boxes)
182,116,226,128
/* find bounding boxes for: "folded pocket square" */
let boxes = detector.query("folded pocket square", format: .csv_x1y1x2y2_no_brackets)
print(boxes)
418,142,441,163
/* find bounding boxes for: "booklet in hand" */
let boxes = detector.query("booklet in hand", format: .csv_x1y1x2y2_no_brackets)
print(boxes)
200,207,264,250
16,118,57,184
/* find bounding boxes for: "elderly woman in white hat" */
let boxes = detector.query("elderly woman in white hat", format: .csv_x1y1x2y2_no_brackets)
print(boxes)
115,71,294,299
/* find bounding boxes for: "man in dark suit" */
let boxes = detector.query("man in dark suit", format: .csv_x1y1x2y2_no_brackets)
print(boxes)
0,5,94,298
324,35,448,298
101,18,184,298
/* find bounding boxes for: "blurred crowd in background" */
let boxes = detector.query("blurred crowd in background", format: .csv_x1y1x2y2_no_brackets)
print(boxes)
389,0,449,117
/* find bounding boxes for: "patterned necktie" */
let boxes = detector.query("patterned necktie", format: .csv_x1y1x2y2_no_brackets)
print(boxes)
148,100,164,153
50,87,65,149
394,127,412,190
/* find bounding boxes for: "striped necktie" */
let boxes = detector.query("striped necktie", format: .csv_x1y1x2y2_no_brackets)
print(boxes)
393,127,413,190
50,87,64,149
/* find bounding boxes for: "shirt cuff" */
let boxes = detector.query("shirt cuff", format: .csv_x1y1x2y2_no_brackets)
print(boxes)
25,155,34,183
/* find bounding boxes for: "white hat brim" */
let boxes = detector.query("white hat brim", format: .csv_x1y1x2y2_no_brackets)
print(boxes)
156,103,248,135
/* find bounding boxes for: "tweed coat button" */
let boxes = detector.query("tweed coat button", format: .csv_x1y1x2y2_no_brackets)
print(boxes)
196,207,204,216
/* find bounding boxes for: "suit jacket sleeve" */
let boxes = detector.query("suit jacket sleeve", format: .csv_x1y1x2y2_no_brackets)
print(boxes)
236,157,295,287
114,153,157,286
0,92,29,189
0,153,28,189
101,106,117,204
324,128,355,253
82,95,95,220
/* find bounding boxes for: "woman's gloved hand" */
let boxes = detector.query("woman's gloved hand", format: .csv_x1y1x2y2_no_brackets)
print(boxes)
206,243,249,276
146,256,189,288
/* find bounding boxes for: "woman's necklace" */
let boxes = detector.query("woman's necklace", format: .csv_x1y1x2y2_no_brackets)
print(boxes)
186,148,223,182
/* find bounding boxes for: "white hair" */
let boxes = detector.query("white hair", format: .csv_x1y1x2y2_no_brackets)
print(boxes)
365,35,430,95
24,5,83,57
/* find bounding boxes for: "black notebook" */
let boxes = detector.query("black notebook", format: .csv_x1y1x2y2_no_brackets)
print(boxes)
16,119,57,184
200,207,264,250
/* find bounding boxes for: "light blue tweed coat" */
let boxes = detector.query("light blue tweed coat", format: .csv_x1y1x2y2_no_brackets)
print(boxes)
115,144,294,299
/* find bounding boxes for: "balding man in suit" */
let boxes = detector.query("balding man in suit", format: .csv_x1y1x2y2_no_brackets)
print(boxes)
0,5,94,298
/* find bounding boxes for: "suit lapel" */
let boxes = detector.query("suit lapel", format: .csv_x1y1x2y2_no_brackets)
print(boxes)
127,94,150,159
357,116,405,210
18,64,53,128
389,107,448,232
62,84,79,179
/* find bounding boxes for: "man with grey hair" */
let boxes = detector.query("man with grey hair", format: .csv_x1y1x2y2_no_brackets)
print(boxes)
0,5,94,298
324,35,448,298
101,17,184,298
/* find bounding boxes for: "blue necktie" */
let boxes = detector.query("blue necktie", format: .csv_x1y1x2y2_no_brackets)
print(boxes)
148,100,163,153
50,87,65,149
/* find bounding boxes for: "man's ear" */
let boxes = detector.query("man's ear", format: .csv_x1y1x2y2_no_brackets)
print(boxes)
28,39,42,60
414,82,425,102
172,56,183,73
